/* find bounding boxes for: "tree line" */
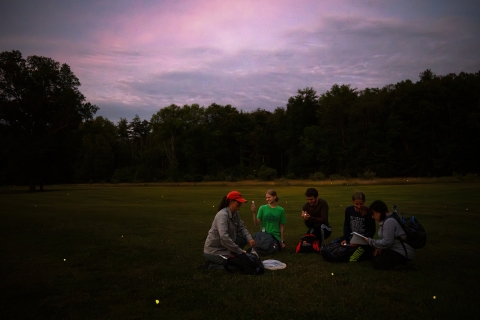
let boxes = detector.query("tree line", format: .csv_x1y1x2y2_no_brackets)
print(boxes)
1,50,479,190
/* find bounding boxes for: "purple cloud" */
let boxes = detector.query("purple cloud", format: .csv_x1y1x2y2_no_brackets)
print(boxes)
1,0,479,122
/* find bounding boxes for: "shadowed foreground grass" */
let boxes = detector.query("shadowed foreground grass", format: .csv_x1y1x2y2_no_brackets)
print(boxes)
1,182,479,319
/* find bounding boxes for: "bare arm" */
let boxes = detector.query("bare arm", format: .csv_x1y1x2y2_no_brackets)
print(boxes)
251,202,261,226
280,224,285,248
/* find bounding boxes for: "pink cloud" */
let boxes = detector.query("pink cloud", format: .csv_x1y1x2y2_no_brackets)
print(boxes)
91,0,329,53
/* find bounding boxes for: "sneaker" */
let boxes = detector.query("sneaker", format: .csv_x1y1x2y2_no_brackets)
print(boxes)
349,247,365,262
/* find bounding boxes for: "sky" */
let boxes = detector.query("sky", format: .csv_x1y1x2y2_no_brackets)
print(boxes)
1,0,480,123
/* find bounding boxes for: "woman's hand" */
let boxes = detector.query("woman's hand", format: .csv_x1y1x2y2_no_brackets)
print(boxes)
281,242,286,249
248,239,255,247
251,202,256,213
374,249,382,256
358,235,370,244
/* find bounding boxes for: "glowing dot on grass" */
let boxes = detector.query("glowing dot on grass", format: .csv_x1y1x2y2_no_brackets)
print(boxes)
331,273,334,275
64,259,66,261
433,296,436,299
212,206,214,207
156,300,160,304
466,208,469,210
122,235,123,237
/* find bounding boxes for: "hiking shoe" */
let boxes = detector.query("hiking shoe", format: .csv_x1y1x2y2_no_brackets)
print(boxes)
197,261,212,270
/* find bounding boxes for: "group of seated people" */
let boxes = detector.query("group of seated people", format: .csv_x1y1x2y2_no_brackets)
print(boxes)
201,188,415,271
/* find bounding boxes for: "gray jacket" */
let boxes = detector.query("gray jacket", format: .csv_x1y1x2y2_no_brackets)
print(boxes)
204,207,253,255
368,214,415,259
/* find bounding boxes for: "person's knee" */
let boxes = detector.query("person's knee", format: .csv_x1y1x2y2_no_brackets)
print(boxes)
204,253,226,265
207,262,225,270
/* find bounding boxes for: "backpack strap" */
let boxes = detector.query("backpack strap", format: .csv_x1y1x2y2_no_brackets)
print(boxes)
384,205,409,260
250,248,260,259
295,241,302,253
395,236,409,260
273,237,281,252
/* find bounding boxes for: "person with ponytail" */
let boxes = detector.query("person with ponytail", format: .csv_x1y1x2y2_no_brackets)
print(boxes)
202,191,256,270
362,200,415,269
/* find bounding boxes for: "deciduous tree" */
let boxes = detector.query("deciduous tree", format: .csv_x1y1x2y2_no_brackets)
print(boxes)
0,50,98,191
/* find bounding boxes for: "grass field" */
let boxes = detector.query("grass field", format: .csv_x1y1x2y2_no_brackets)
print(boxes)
1,181,480,319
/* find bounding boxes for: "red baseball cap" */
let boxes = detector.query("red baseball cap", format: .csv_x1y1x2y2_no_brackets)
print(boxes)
226,190,247,203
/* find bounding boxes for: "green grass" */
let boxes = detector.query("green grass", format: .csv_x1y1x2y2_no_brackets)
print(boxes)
1,182,480,319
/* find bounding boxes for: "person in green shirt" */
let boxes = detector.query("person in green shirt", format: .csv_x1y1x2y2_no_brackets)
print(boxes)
251,189,286,250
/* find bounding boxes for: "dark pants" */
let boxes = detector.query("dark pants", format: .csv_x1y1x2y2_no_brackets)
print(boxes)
321,238,373,262
311,226,332,240
203,234,248,270
235,233,248,249
372,249,408,269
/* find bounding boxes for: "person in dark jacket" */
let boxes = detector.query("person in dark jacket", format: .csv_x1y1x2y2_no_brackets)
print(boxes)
301,188,331,241
340,192,376,261
321,191,376,262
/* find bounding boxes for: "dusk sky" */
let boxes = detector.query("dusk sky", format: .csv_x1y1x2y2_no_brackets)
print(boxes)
1,0,480,122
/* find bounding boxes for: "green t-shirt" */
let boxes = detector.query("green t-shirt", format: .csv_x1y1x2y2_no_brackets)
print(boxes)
257,204,286,241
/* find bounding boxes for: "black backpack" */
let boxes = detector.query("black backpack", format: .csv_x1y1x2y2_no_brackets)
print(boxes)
390,204,427,249
295,232,321,253
223,251,265,275
320,238,357,262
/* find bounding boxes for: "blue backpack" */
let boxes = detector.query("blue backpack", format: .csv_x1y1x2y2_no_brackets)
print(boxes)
253,232,279,255
391,204,427,249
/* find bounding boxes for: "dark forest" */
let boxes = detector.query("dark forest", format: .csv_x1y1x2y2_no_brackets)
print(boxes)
1,51,479,190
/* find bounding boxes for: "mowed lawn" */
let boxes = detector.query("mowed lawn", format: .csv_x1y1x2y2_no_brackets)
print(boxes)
1,182,479,319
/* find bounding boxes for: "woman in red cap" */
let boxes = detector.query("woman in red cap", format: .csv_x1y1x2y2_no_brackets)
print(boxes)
202,190,256,270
